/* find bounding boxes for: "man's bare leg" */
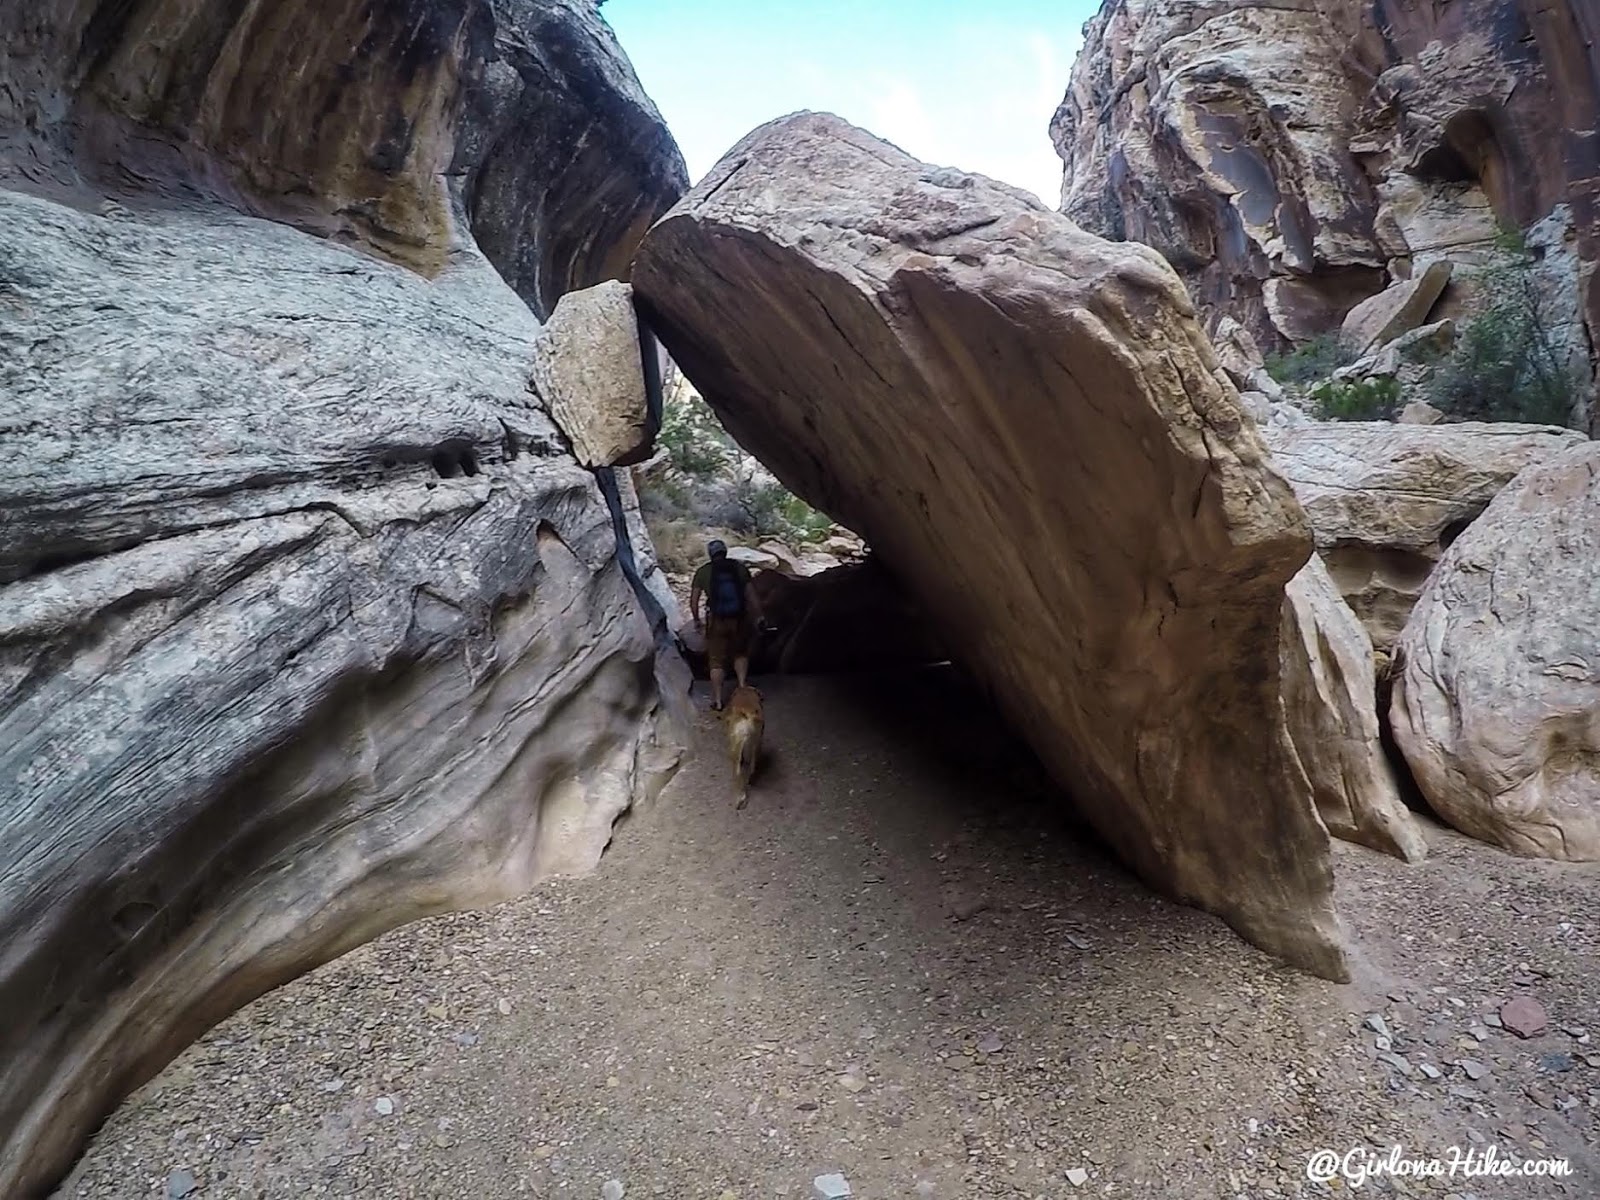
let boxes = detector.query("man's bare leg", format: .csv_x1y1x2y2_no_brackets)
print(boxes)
710,666,726,710
734,655,750,690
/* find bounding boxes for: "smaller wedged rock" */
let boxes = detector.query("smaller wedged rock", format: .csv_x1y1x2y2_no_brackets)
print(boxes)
1265,421,1587,653
1390,441,1600,860
534,280,659,468
1281,557,1425,862
1340,261,1453,354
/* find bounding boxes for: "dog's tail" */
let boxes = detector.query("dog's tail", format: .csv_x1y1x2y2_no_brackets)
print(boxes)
731,715,762,808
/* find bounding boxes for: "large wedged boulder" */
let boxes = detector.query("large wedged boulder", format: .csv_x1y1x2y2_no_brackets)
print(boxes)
1281,558,1425,862
1390,442,1600,860
1265,421,1588,654
634,112,1349,981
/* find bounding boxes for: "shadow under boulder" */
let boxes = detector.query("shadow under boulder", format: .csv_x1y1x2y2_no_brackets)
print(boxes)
677,558,947,678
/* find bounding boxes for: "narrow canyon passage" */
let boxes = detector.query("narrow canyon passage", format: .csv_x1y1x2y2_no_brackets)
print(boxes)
56,672,1600,1199
8,0,1600,1195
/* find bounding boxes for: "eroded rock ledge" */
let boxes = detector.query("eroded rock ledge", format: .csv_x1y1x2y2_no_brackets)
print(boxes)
635,112,1350,983
0,0,686,316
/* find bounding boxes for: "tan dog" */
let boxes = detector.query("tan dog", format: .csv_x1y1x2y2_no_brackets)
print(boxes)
722,685,764,809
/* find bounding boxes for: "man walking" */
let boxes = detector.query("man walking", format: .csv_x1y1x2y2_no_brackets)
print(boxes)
690,539,764,710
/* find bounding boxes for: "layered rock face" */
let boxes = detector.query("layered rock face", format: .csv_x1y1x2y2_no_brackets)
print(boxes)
1264,421,1587,654
635,113,1349,982
1390,442,1600,860
1053,0,1384,345
1053,0,1600,413
0,2,687,1195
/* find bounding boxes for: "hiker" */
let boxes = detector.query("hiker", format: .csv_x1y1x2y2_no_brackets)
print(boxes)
690,539,765,710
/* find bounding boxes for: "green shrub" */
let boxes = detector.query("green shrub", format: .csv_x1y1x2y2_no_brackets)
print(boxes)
773,492,835,544
733,478,834,544
643,381,842,557
657,385,735,480
1265,333,1356,385
1426,253,1582,427
1310,375,1401,421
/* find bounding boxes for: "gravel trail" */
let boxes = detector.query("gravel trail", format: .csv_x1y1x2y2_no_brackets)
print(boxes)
56,670,1600,1199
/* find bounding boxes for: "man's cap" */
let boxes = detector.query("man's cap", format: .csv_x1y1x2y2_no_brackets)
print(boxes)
707,539,727,557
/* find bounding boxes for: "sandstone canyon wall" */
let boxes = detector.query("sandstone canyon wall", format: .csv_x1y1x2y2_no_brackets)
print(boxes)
1052,0,1599,421
635,113,1353,986
0,2,687,1195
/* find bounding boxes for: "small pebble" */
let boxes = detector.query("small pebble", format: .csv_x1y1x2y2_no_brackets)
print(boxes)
374,1097,395,1116
167,1169,198,1200
1500,996,1547,1039
1066,1167,1090,1187
601,1181,625,1200
1378,1051,1412,1075
813,1172,852,1199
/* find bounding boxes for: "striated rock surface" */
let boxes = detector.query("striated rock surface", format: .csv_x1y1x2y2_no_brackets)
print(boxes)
1052,0,1388,346
1265,421,1587,653
635,113,1349,981
535,280,661,468
1390,442,1600,860
1052,0,1600,412
1280,558,1424,862
0,2,687,1196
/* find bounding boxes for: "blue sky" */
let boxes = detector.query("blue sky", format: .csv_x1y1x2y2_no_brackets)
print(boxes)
602,0,1102,205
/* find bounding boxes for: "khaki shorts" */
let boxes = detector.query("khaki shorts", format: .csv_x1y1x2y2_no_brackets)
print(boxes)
705,614,755,671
